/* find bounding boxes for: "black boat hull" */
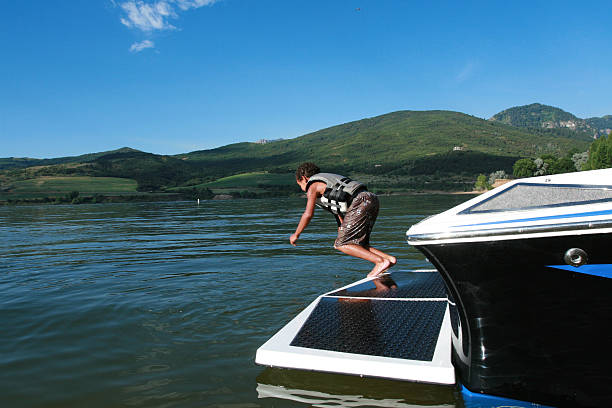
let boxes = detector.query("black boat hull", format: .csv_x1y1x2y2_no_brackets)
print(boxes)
416,232,612,407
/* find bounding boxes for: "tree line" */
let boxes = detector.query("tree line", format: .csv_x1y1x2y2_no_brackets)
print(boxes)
512,134,612,178
474,135,612,191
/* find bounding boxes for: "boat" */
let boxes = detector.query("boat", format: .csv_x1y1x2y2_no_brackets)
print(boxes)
256,168,612,407
406,168,612,407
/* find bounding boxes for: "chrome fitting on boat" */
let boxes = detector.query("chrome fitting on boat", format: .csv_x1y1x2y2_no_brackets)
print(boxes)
564,248,588,267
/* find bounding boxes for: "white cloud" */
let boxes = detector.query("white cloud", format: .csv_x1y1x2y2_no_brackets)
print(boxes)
118,0,219,52
130,39,155,52
120,1,176,31
174,0,217,11
118,0,218,32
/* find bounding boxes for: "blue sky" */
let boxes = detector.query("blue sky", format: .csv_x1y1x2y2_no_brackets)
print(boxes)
2,0,611,158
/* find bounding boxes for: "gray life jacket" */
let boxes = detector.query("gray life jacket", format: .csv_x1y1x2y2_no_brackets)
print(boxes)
306,173,367,216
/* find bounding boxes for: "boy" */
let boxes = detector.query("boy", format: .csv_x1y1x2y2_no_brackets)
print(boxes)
289,162,396,277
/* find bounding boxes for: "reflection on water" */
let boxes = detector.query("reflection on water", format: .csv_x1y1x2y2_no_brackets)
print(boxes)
257,368,456,407
0,195,473,407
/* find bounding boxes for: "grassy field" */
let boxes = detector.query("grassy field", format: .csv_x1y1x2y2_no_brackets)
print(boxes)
190,171,475,194
199,172,295,189
5,176,138,194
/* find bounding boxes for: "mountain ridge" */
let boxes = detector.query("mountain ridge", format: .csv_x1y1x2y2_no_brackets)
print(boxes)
489,103,612,138
176,109,592,173
1,106,604,197
0,147,140,170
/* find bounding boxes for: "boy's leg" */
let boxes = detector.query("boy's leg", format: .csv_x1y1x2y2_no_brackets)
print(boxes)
367,246,396,266
334,192,393,276
335,243,391,277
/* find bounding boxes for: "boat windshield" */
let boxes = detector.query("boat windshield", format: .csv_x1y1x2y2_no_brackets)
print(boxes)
461,183,612,214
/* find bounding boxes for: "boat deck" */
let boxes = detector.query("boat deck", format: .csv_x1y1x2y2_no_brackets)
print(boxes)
255,270,455,385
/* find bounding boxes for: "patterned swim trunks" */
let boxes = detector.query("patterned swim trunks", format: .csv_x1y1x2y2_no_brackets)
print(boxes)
334,191,379,248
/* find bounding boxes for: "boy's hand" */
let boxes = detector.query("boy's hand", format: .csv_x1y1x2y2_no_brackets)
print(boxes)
289,233,299,246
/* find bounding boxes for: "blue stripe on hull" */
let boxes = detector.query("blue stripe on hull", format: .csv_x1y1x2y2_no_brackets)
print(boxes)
546,263,612,279
454,208,612,228
461,385,555,408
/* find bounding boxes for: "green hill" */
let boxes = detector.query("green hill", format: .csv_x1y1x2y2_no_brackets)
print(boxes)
178,110,591,175
0,147,140,170
585,115,612,133
490,103,611,137
1,109,595,200
490,103,581,128
84,150,205,191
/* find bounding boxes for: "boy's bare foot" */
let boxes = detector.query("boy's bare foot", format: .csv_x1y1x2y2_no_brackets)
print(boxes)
387,255,397,266
367,259,391,277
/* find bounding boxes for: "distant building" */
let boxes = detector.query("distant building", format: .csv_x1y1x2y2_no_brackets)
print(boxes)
453,146,463,151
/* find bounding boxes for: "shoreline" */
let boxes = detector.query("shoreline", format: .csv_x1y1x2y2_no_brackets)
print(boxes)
1,189,483,206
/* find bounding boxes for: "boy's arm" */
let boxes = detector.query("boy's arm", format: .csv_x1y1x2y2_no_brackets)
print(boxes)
289,185,318,246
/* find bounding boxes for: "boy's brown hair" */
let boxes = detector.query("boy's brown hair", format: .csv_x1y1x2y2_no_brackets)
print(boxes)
295,162,320,180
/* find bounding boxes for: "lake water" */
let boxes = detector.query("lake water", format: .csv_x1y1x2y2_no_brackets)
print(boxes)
1,194,475,408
